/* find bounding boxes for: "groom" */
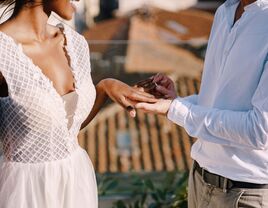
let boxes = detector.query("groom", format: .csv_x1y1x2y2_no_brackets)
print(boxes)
135,0,268,207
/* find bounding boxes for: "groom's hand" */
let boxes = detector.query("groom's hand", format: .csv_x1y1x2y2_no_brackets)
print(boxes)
135,99,172,116
136,73,177,99
151,73,177,99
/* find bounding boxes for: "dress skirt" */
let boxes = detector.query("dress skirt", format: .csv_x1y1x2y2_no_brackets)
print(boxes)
0,147,98,208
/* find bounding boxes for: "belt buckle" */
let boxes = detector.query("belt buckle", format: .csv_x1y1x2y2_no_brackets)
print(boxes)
201,168,211,186
201,167,228,193
201,168,213,187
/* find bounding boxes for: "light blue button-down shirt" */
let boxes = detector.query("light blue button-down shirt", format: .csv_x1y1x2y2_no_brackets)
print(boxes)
168,0,268,183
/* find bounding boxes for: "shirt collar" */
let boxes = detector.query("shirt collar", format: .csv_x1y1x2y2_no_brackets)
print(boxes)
225,0,268,9
225,0,240,7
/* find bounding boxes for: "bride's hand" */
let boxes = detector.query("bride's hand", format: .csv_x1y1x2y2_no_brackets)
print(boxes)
99,78,157,117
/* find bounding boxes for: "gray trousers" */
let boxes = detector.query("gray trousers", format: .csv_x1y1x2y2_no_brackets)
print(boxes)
188,163,268,208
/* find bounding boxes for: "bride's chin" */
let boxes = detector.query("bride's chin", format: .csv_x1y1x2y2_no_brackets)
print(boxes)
62,2,76,20
61,14,74,21
70,2,77,12
57,9,75,21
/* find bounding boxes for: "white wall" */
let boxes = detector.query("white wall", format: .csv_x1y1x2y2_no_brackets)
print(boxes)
83,0,100,26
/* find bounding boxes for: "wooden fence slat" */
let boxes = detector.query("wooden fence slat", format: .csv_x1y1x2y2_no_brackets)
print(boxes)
118,111,130,172
158,116,175,171
177,78,188,97
170,124,185,171
147,114,163,171
137,111,153,171
98,120,107,173
186,77,197,95
108,116,118,172
181,129,193,170
128,115,142,172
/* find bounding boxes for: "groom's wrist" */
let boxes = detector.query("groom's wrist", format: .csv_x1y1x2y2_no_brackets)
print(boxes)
164,99,173,116
167,97,190,127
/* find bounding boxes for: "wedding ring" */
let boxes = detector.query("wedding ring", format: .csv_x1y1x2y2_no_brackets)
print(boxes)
126,106,134,111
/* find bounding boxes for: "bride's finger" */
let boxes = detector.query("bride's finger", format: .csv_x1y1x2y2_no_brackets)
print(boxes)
128,92,158,103
120,97,137,117
133,85,146,92
133,88,156,99
136,78,153,87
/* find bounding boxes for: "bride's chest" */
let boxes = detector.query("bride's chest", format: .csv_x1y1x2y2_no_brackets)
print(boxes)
1,54,96,128
21,40,76,96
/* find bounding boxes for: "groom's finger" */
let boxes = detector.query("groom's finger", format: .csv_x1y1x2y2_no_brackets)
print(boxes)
155,85,170,95
135,102,157,112
152,73,165,83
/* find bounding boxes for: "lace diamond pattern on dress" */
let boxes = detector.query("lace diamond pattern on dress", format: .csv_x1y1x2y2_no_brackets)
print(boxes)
0,25,96,163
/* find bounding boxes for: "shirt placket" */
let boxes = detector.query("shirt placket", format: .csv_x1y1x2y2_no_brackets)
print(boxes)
219,23,239,77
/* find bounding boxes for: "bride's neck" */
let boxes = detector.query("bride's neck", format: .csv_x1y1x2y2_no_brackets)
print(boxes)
9,4,50,42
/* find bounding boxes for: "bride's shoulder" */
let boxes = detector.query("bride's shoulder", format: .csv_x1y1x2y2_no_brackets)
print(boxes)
0,24,9,42
0,23,16,48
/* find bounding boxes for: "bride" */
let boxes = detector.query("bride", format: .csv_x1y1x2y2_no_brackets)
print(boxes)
0,0,156,207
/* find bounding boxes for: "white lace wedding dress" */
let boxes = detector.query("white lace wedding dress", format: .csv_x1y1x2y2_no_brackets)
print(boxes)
0,24,98,208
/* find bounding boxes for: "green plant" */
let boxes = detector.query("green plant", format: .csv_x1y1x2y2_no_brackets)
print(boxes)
98,175,119,196
98,171,189,208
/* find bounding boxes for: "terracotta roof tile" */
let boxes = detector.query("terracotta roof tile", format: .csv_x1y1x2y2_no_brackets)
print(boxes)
153,8,214,41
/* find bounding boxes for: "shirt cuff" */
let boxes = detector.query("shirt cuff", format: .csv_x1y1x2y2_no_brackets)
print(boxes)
167,97,191,127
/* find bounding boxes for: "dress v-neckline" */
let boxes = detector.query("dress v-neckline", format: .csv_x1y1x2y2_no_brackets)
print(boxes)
1,26,76,95
0,25,79,134
17,41,78,98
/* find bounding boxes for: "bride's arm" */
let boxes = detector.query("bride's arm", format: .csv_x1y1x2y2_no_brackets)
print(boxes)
80,80,108,130
80,78,157,130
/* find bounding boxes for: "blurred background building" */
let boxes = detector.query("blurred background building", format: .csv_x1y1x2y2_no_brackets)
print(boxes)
0,0,224,206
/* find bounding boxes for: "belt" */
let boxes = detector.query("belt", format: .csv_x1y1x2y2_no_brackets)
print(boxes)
193,160,268,192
